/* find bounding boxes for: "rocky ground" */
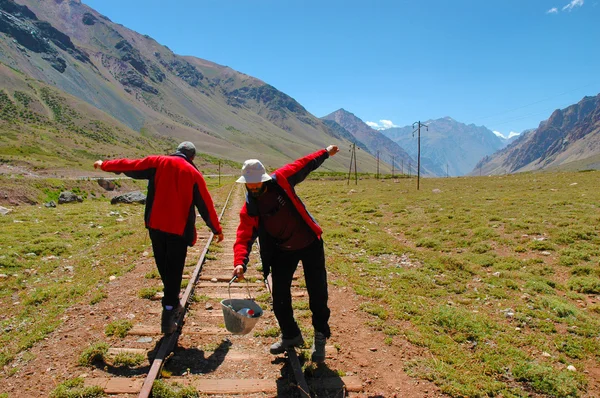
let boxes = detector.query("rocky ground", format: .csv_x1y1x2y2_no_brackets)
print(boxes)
0,184,445,397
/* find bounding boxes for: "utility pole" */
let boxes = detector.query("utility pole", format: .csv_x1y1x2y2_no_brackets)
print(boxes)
218,160,221,185
446,163,448,178
391,156,395,178
412,121,428,190
401,159,404,176
347,143,359,185
408,161,411,178
376,151,380,179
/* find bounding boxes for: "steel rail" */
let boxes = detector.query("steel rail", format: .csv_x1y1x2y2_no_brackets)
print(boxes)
138,184,236,398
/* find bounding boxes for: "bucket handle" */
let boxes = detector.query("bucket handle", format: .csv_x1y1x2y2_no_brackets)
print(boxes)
228,275,253,301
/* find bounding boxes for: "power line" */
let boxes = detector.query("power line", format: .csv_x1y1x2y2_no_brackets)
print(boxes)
473,82,599,123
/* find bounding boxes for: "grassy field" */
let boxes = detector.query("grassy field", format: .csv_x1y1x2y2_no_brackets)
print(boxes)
301,171,600,397
0,177,233,375
1,171,599,397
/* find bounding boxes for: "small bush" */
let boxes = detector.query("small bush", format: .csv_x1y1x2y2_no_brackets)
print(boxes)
105,320,133,338
112,352,145,367
254,327,280,338
90,291,107,305
49,377,105,398
416,238,441,250
145,269,160,279
152,380,198,398
139,287,160,299
78,342,109,366
568,277,600,294
512,362,584,397
359,302,388,320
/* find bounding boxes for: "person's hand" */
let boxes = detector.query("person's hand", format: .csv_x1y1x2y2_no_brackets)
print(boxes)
233,265,245,280
326,145,339,157
93,160,103,169
214,232,224,243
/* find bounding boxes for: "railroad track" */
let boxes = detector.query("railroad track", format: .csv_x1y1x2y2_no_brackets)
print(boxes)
83,183,362,397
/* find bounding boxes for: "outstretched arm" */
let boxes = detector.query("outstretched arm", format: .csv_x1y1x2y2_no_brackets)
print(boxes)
278,144,339,186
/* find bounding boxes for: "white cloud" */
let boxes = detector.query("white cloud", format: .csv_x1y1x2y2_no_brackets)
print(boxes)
493,131,506,139
546,7,559,13
380,120,399,129
563,0,584,11
507,131,520,138
366,119,399,130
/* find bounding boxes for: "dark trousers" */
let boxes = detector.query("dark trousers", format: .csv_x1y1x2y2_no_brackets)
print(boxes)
271,238,331,339
149,229,188,308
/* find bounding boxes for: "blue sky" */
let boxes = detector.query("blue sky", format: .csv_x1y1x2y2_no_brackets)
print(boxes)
83,0,599,137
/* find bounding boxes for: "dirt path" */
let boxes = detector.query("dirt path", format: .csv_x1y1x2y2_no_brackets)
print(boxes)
1,184,443,397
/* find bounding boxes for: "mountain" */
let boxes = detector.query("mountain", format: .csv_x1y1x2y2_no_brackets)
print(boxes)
381,117,505,176
0,0,382,174
473,94,600,175
321,109,416,175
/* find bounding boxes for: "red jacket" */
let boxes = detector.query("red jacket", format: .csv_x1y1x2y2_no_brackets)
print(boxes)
234,149,329,272
101,154,222,246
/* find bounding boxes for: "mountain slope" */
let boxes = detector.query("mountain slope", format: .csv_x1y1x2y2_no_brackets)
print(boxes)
474,94,600,175
0,0,382,173
0,62,179,174
381,117,506,176
321,109,416,174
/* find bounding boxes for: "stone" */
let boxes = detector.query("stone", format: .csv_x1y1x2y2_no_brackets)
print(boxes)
44,201,56,208
58,191,83,204
111,191,146,205
97,178,116,191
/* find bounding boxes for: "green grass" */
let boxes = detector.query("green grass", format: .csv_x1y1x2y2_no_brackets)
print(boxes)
151,380,199,398
112,352,145,367
0,177,230,370
78,342,109,366
4,171,600,396
295,171,600,397
49,377,105,398
104,320,133,338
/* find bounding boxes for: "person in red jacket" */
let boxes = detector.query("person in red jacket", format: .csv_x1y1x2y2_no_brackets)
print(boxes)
232,145,339,362
94,141,223,333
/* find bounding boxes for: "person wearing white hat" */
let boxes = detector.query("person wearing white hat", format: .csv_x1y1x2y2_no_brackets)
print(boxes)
94,141,224,334
232,145,339,362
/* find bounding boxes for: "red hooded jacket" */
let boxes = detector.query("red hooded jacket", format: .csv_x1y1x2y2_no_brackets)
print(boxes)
233,149,329,273
101,154,222,246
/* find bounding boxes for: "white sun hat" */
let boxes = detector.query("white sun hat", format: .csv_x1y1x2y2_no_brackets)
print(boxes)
236,159,272,183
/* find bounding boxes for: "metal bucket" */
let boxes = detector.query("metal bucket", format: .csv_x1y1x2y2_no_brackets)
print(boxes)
220,277,263,335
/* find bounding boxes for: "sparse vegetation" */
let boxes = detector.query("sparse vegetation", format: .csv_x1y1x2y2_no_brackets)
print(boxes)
49,377,105,398
296,172,600,397
151,380,199,398
78,342,109,366
104,320,133,338
112,352,145,367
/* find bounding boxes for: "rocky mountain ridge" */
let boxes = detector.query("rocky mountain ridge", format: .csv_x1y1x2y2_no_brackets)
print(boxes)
381,117,506,176
321,109,416,174
0,0,382,173
473,94,600,175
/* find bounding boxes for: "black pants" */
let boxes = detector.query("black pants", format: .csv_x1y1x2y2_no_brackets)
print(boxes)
271,238,331,339
149,229,188,309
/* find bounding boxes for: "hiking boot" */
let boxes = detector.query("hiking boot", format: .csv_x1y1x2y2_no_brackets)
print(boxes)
269,334,304,354
311,331,327,363
161,304,183,334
